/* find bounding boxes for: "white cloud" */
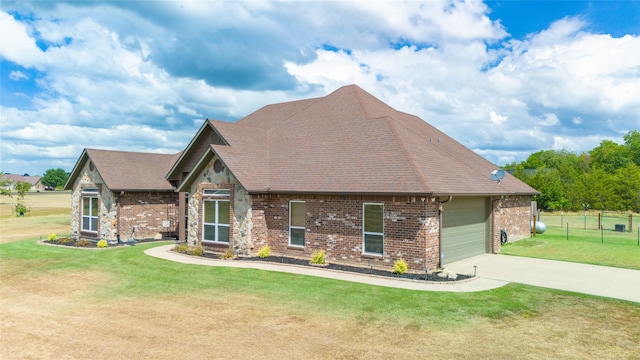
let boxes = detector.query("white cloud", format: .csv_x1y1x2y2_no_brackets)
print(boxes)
9,70,28,81
489,111,507,124
0,1,638,176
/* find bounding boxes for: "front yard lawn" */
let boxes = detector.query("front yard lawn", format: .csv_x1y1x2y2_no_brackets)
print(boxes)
1,239,639,359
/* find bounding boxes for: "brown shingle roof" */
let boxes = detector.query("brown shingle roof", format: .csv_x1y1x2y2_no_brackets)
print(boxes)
65,149,181,191
3,174,41,186
184,85,538,196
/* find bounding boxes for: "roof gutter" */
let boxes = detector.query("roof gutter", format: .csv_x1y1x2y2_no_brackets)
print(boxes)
438,196,452,269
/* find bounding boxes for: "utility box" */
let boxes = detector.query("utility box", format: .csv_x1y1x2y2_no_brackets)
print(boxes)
614,224,626,232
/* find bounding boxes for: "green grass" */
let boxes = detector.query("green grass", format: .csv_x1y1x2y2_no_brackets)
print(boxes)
2,238,622,328
501,225,640,269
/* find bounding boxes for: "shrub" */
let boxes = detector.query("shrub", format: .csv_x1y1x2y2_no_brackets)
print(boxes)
57,237,73,244
190,245,204,256
48,233,57,241
220,248,235,259
310,250,326,265
97,239,108,248
393,258,408,275
76,239,93,247
14,203,28,216
257,245,271,258
174,243,189,253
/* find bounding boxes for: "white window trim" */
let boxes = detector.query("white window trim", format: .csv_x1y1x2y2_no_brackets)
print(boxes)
362,203,384,255
289,200,305,247
202,199,230,243
203,189,230,196
81,195,98,233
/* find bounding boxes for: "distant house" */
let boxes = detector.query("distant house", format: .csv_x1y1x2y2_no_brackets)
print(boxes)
64,149,181,242
167,85,538,270
2,174,44,192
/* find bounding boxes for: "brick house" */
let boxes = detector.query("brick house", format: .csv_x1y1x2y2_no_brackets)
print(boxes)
2,174,44,192
166,85,538,270
64,149,181,243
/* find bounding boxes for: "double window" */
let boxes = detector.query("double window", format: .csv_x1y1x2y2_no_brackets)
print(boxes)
363,203,384,255
289,201,305,247
81,188,99,233
203,199,230,243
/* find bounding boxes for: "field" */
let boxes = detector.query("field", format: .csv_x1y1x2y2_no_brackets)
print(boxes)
1,193,639,359
0,191,71,244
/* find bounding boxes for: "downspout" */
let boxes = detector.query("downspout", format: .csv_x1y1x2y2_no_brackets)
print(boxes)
491,197,498,254
438,196,452,269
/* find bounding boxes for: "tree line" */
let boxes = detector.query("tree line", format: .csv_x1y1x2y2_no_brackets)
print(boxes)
504,130,640,213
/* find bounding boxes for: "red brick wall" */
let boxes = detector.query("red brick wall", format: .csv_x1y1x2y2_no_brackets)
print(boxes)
252,194,440,271
118,191,179,241
492,195,532,253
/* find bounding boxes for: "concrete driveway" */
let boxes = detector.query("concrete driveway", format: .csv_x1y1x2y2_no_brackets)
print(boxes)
445,254,640,303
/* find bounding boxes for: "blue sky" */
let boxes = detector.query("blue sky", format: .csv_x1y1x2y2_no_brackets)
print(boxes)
1,0,639,177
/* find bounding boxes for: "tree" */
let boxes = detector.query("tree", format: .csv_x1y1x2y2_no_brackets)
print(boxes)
0,172,11,197
14,181,31,197
589,140,630,173
41,168,69,189
623,130,640,167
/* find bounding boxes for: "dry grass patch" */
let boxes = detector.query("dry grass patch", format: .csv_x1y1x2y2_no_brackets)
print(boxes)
0,191,70,244
1,254,638,359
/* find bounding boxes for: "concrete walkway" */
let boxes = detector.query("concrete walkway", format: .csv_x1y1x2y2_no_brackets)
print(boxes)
445,254,640,303
144,245,507,293
145,245,639,302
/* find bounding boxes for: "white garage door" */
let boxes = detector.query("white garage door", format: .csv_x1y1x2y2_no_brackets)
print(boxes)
442,197,489,264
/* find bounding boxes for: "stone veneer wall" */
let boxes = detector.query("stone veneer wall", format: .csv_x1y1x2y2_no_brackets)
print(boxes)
70,161,180,242
70,162,116,241
492,195,532,253
252,195,440,271
187,158,254,254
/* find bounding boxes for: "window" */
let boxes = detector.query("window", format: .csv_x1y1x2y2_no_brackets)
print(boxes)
203,199,230,243
81,189,99,233
289,201,305,246
363,203,383,255
203,188,230,196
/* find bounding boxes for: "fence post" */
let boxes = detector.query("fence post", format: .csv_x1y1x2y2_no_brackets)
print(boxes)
566,222,569,240
598,212,601,230
601,225,604,244
533,215,537,237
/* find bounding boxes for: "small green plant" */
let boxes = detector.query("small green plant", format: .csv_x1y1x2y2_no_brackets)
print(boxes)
97,239,108,248
174,243,189,253
190,244,204,256
220,248,235,259
257,245,271,258
48,233,57,241
14,203,28,216
310,250,326,265
393,258,408,275
76,239,93,247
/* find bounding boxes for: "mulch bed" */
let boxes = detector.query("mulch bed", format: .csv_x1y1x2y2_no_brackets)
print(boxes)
43,238,164,248
201,252,473,282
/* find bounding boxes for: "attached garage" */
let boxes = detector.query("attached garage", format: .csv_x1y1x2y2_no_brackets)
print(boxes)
441,197,490,264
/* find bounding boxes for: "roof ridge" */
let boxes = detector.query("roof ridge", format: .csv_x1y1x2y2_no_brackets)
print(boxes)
383,116,432,193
